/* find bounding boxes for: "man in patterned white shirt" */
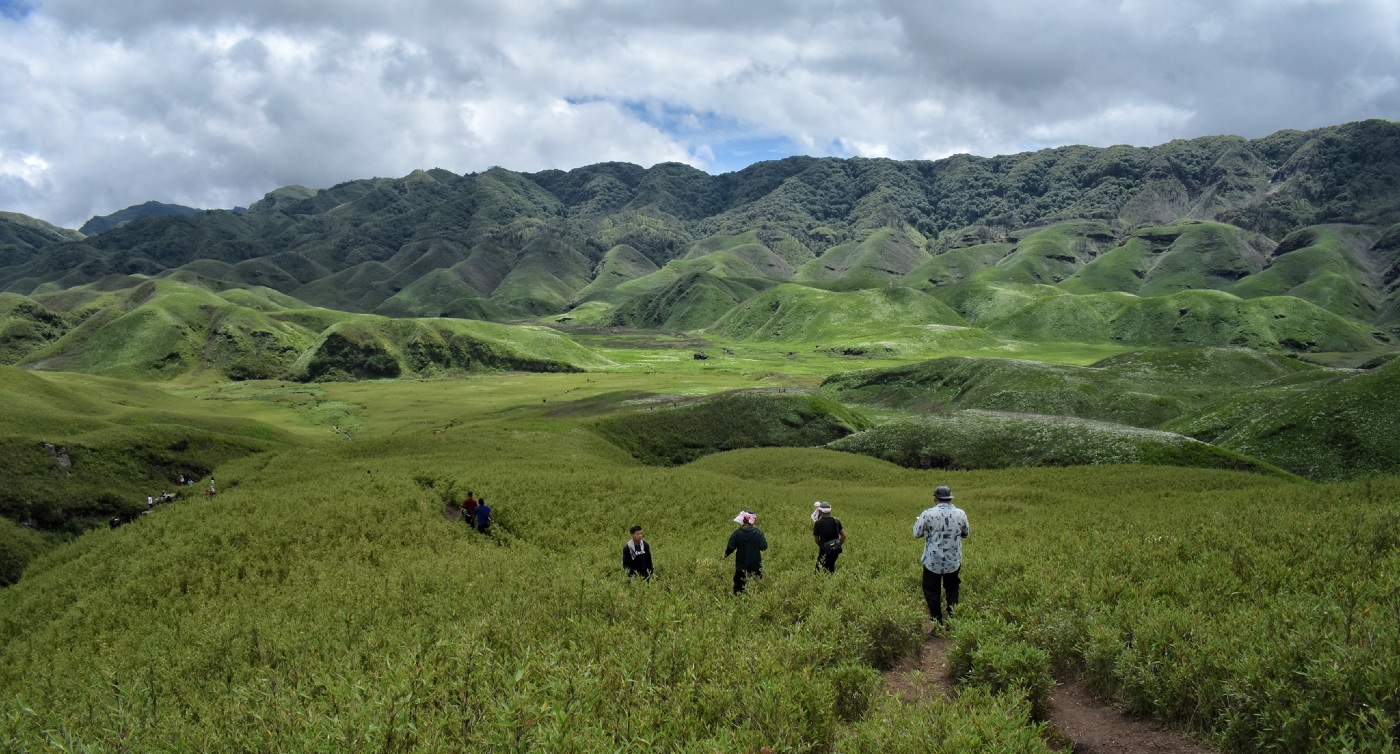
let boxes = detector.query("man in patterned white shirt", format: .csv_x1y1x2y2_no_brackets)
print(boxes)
913,485,970,628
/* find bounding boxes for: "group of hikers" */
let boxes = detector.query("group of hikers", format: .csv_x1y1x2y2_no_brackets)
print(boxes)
109,475,215,529
458,491,493,533
619,485,972,626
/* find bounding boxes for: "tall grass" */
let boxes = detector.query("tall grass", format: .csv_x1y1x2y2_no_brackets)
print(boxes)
0,373,1396,751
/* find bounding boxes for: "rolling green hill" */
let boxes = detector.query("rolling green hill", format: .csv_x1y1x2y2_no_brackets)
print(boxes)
1,277,610,381
1164,357,1400,480
592,388,869,465
827,411,1290,476
709,284,969,343
821,348,1323,428
986,288,1385,352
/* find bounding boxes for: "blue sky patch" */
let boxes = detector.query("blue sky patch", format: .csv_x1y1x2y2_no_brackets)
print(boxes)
0,0,33,21
619,99,808,173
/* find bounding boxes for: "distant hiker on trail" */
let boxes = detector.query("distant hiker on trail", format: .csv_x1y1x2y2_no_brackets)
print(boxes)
913,485,970,629
623,525,654,579
812,501,846,573
462,492,478,524
724,511,767,595
474,497,493,534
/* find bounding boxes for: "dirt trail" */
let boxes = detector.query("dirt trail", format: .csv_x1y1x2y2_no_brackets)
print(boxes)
882,635,1218,754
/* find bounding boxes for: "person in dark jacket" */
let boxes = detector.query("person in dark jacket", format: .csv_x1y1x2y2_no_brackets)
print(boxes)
622,525,654,578
474,497,492,534
812,501,847,573
724,510,767,595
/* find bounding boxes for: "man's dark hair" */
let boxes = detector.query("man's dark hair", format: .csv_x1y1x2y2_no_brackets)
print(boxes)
630,525,643,535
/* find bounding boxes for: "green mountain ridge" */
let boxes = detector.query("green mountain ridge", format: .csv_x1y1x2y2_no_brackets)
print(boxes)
0,120,1396,352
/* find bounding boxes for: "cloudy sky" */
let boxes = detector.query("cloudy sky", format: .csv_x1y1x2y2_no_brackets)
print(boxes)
1,0,1397,229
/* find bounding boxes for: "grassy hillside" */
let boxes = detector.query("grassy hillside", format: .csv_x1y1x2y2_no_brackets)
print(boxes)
1165,357,1400,480
290,317,612,381
571,243,661,303
969,221,1117,286
0,293,68,363
827,411,1290,476
0,367,291,579
4,277,611,381
604,271,768,331
988,288,1385,352
0,372,1393,752
1059,221,1269,297
795,228,931,288
709,284,970,344
1227,224,1383,321
591,388,870,465
821,349,1323,428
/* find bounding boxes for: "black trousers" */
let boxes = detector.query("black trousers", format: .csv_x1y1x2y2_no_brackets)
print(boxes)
922,566,961,622
816,550,840,573
733,568,762,594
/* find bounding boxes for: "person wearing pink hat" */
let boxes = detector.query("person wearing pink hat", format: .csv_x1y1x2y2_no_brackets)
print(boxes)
724,511,767,595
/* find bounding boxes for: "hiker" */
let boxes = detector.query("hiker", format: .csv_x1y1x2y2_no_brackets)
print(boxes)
474,497,493,534
812,501,846,573
724,511,767,595
622,525,654,578
913,485,970,628
462,491,478,525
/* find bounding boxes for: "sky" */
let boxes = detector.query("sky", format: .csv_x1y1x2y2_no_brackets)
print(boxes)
1,0,1397,229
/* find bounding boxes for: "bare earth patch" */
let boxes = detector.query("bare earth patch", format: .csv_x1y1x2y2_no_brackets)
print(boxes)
882,633,1219,754
1048,682,1218,754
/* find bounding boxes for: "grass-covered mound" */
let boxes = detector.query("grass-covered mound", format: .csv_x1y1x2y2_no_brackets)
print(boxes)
290,317,611,381
1166,357,1400,481
604,271,768,331
592,388,870,465
794,228,931,287
826,410,1289,476
822,349,1322,429
18,278,317,379
926,281,1065,327
709,284,967,343
370,268,509,321
570,243,661,303
6,277,612,381
1227,224,1383,321
0,293,68,363
1059,221,1268,296
966,221,1117,286
905,241,1014,287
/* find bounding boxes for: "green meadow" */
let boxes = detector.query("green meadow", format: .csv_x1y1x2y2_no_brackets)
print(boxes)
4,122,1400,751
1,358,1397,753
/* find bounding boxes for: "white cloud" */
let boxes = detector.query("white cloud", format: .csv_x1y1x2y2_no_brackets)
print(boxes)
0,0,1396,228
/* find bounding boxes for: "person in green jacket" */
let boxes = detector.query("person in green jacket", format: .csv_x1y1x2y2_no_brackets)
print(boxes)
724,510,768,595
